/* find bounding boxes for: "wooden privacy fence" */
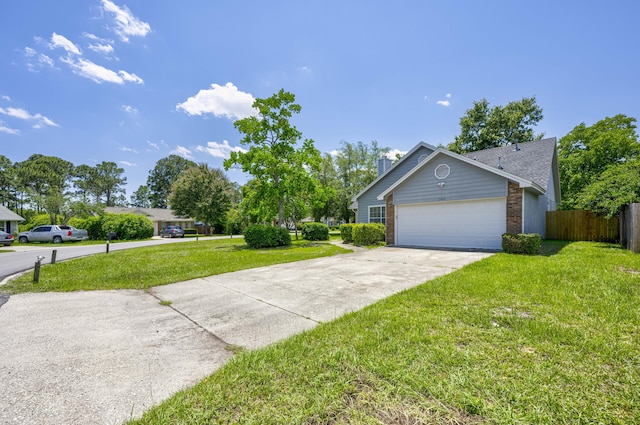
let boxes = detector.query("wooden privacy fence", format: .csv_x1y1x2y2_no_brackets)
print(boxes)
546,210,619,242
620,203,640,253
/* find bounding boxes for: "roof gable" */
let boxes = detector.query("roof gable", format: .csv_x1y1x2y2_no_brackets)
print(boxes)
104,207,192,222
377,148,545,201
352,141,438,203
0,205,25,222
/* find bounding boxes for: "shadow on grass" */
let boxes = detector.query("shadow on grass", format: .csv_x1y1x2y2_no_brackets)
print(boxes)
539,240,572,256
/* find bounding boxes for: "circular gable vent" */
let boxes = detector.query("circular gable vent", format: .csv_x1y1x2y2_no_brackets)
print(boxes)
434,164,450,180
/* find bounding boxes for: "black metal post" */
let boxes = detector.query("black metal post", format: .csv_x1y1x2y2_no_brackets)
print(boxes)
51,249,57,264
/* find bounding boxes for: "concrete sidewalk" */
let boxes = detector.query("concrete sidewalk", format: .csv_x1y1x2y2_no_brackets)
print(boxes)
0,247,491,425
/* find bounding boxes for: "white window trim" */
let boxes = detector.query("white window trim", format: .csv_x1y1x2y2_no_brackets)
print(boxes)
368,204,386,224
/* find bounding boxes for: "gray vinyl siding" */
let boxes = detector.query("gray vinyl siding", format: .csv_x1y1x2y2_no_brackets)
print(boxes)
393,155,507,206
355,146,434,223
523,189,546,236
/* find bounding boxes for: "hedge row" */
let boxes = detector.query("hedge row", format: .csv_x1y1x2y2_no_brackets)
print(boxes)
244,224,291,249
72,214,154,240
340,223,385,246
301,222,329,241
502,233,542,255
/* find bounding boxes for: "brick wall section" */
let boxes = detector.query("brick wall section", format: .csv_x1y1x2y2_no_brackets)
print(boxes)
385,194,395,245
506,180,523,234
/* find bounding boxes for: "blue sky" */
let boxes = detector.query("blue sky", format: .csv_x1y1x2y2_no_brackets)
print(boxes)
2,1,639,197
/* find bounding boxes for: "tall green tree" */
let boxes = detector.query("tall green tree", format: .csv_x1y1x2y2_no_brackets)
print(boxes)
147,155,197,208
15,154,74,211
310,153,339,222
447,97,544,153
169,164,232,233
130,185,152,208
0,155,18,208
576,159,640,218
334,140,389,222
558,114,640,209
72,164,97,202
224,89,321,225
93,161,127,206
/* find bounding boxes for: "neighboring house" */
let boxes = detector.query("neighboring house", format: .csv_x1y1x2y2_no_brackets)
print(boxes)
104,207,195,236
352,138,561,250
0,205,25,234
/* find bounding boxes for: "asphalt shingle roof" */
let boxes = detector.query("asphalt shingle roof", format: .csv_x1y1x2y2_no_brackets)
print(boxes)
104,207,192,222
463,137,557,189
0,205,25,221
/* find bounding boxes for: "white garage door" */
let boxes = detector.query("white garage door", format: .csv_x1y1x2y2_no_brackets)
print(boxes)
396,198,506,250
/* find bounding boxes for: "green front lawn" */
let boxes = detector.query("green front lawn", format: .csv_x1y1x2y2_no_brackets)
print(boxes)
3,238,351,293
128,241,640,424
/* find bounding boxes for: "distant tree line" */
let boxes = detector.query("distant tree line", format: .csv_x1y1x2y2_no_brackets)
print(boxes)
3,92,637,233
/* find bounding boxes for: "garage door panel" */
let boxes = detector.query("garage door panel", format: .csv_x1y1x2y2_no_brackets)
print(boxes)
396,198,506,250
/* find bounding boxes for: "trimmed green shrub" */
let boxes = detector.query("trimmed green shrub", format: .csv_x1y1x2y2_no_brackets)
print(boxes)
352,223,386,246
502,233,542,255
301,222,329,241
19,213,51,232
340,224,354,243
67,217,87,229
104,214,154,240
82,214,153,240
244,224,291,249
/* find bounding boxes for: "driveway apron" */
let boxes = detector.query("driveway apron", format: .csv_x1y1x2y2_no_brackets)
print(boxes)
0,247,491,424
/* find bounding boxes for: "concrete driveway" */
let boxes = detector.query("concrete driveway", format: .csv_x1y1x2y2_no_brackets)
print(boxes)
0,246,491,425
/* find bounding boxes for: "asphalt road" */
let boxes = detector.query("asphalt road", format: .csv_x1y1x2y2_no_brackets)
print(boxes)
0,236,238,283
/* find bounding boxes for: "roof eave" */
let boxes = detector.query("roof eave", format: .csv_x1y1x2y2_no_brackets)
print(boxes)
351,141,438,203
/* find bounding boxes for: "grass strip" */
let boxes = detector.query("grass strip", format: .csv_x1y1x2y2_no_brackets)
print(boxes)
128,241,640,424
3,238,351,293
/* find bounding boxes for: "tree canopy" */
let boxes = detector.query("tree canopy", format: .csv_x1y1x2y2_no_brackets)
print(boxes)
447,97,544,153
168,163,232,232
147,155,197,208
224,89,321,225
558,114,640,210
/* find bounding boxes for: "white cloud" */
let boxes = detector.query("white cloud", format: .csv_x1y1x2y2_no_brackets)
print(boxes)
147,140,159,150
49,33,81,55
171,145,194,160
119,145,139,153
118,70,143,83
437,93,452,107
385,149,407,160
24,47,56,72
2,96,10,101
122,105,138,114
88,43,114,55
0,107,58,128
61,56,143,84
119,161,136,166
328,149,341,157
83,32,113,43
101,0,151,42
0,121,19,135
195,140,247,159
177,82,256,120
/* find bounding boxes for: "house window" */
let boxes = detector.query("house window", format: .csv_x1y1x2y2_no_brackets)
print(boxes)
369,205,386,225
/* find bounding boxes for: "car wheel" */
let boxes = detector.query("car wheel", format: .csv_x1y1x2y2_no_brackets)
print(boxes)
3,243,10,247
181,235,185,238
18,236,28,243
53,236,63,244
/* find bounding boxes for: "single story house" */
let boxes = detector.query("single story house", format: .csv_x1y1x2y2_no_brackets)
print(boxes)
104,207,195,236
351,137,560,250
0,205,25,234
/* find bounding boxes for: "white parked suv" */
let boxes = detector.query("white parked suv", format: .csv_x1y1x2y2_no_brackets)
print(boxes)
18,225,89,244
